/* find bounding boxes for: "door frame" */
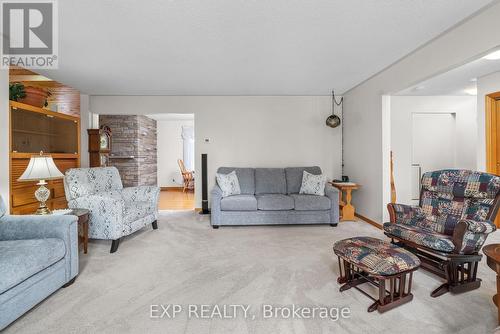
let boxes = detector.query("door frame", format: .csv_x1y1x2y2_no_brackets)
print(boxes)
485,92,500,174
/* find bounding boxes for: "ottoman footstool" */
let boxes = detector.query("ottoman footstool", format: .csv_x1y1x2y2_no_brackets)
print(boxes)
333,237,421,313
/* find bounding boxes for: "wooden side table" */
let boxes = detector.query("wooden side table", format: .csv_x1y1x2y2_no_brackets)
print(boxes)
70,209,90,254
330,182,360,221
483,244,500,325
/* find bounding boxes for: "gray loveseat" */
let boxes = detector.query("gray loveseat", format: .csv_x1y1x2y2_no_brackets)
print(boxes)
211,167,339,227
0,196,78,330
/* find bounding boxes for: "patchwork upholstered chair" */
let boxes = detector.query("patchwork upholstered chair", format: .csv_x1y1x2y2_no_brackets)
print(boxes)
385,169,500,297
64,167,160,253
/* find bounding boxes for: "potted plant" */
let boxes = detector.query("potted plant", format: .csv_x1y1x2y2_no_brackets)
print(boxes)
9,82,26,101
18,86,51,108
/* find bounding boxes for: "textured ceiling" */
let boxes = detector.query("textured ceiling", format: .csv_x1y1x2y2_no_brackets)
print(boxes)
34,0,495,95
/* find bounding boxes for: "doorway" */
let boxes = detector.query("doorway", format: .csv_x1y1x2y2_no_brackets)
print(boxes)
411,113,457,201
486,92,500,174
149,113,195,210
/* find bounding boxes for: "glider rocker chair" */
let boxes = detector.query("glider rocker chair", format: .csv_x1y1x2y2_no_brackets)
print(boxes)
64,167,160,253
385,169,500,297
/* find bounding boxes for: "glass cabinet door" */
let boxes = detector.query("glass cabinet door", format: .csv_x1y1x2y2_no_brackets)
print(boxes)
11,106,78,154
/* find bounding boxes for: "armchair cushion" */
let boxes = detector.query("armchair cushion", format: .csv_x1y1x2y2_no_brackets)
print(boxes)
383,222,455,253
0,239,65,293
388,203,425,226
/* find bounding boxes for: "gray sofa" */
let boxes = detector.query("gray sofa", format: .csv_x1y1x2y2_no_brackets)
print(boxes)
211,167,339,227
0,196,78,330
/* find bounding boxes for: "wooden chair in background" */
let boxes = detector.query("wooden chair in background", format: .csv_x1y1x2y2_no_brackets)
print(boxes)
178,159,194,192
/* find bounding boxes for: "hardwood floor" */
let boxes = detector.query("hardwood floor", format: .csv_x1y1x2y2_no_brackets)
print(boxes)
158,188,194,210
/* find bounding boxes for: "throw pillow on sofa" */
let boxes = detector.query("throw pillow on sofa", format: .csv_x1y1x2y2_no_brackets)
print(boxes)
216,170,242,197
299,171,326,196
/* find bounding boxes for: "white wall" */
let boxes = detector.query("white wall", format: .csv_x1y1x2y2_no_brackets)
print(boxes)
90,96,342,207
80,94,90,168
477,71,500,171
156,117,195,187
391,96,477,206
343,2,500,222
0,69,9,207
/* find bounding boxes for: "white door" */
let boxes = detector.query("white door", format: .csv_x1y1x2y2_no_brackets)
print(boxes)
411,113,456,199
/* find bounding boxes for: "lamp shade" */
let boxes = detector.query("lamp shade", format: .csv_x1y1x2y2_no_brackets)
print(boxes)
18,154,64,181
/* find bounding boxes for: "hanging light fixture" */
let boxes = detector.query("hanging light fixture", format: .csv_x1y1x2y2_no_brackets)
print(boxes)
326,90,342,128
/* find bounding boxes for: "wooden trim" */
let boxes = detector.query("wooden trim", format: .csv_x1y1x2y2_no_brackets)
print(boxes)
10,101,79,122
355,213,382,230
160,186,184,191
486,94,498,174
11,152,79,159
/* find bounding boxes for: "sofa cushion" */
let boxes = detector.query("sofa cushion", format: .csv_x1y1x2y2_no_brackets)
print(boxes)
383,222,455,253
291,194,331,211
123,201,155,224
255,168,286,194
221,195,258,211
0,238,66,293
256,194,294,210
285,167,322,194
217,167,255,195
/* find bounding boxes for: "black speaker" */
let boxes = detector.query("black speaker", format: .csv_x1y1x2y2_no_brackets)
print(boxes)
200,153,210,214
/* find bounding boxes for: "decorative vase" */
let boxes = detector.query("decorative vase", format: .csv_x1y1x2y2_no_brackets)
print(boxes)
18,86,49,108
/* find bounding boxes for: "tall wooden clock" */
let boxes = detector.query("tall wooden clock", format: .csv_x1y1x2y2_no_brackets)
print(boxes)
88,125,112,167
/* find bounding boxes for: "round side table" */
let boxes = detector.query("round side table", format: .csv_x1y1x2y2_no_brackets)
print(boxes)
483,243,500,325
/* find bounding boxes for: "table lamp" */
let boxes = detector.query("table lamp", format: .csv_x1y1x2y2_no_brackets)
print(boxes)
18,151,64,215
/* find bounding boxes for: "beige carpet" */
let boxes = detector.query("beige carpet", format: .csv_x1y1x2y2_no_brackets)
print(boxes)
4,211,500,334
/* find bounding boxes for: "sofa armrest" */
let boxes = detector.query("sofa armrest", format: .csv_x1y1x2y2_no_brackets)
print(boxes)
68,195,125,240
387,203,424,225
452,219,497,254
210,185,223,226
324,183,340,224
0,214,79,281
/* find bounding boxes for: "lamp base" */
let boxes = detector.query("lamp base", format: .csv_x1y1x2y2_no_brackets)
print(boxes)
35,205,51,215
34,180,52,215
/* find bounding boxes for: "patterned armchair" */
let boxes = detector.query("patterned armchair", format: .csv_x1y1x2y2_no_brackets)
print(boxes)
385,169,500,297
64,167,160,253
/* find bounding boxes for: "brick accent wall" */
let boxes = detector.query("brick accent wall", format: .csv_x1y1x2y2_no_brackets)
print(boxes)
99,115,157,187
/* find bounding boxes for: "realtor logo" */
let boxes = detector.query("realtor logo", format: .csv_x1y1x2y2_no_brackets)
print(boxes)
0,0,58,69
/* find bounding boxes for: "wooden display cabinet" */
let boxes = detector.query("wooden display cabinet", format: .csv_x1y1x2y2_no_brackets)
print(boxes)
9,101,80,214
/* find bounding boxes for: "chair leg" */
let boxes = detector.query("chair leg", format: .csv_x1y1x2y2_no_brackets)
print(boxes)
110,238,121,253
152,221,158,230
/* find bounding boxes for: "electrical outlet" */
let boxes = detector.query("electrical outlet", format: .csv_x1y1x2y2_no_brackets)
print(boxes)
204,138,210,143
